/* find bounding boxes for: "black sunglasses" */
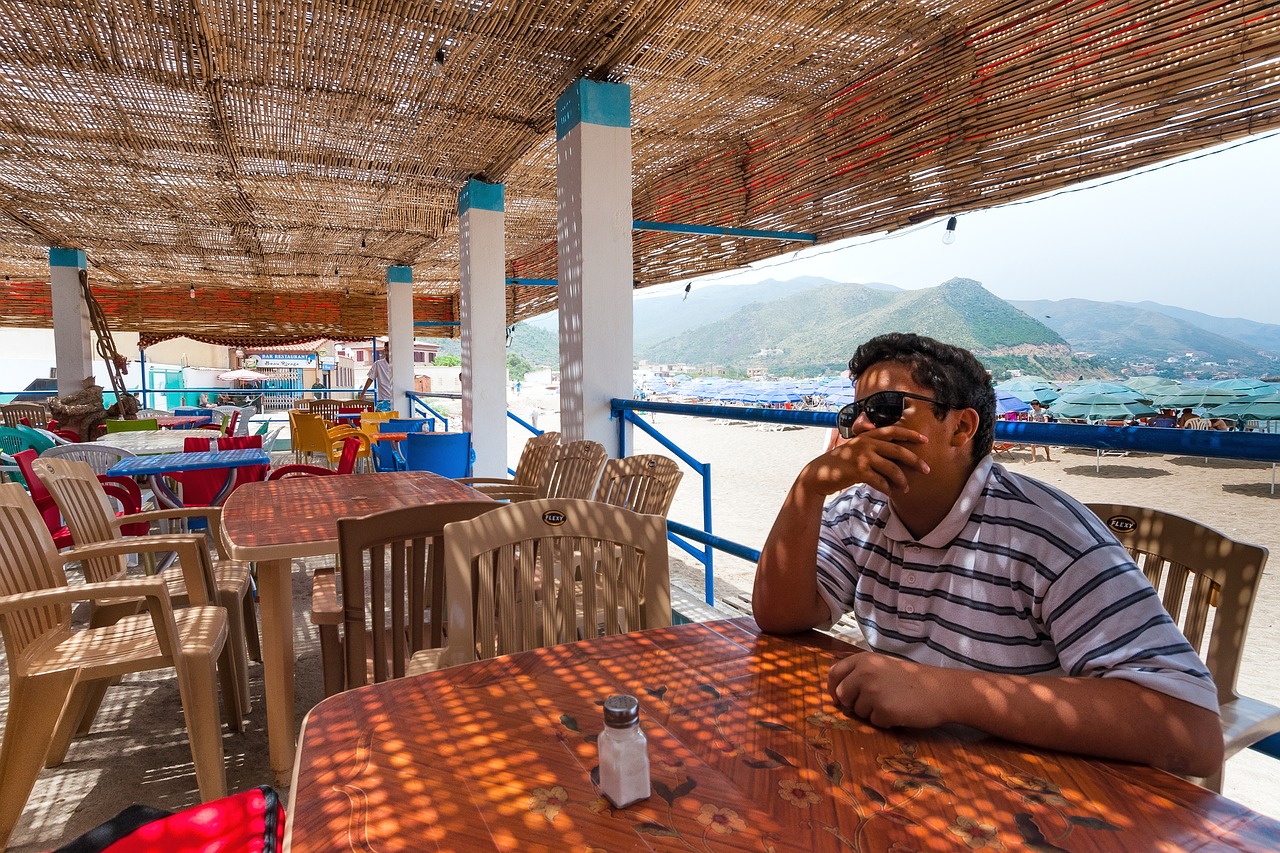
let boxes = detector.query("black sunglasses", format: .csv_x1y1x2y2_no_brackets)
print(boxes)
837,391,948,436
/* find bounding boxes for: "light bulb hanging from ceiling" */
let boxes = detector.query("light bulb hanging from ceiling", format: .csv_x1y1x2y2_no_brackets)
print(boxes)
430,47,446,77
942,216,958,245
189,284,196,299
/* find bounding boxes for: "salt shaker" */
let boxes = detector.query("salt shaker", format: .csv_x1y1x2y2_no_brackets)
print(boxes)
598,694,651,808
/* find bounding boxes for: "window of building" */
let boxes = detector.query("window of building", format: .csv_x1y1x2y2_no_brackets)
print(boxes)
356,350,365,362
414,351,425,363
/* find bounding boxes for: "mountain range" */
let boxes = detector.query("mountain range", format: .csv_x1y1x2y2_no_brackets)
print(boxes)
495,276,1280,380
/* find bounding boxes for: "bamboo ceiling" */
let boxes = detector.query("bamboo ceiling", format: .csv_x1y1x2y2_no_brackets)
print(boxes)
0,0,1277,345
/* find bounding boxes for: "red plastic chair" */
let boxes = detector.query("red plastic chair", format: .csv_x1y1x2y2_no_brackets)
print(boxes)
169,435,269,507
14,449,147,547
266,436,362,480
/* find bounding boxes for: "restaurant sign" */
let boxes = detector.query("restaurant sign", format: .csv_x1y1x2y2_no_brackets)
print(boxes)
250,352,318,368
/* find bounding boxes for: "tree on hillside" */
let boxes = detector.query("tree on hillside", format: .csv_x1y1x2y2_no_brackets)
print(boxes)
507,352,533,381
435,354,461,367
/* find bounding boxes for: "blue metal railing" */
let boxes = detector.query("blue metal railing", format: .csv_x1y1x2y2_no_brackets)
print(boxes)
406,392,452,432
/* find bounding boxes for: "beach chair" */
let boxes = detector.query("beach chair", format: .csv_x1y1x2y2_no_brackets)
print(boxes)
539,439,608,500
1087,502,1280,792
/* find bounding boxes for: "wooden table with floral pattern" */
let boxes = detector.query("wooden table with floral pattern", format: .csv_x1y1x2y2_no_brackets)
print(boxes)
284,618,1278,852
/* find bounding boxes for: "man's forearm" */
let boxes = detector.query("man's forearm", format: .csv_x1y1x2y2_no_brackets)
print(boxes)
753,482,830,633
916,665,1222,777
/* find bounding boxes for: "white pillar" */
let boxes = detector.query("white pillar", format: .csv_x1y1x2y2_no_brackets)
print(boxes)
50,247,93,396
385,266,414,417
459,179,508,478
555,79,633,454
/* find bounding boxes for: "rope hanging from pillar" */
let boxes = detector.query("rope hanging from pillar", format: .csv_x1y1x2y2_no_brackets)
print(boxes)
78,269,134,417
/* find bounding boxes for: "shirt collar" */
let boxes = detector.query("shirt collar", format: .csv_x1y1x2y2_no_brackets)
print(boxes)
882,455,994,547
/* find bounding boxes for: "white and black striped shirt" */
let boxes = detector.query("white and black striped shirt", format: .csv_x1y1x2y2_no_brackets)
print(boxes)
815,457,1218,712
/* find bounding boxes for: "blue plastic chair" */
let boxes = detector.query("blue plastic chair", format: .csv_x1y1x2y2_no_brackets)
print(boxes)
386,417,435,433
404,431,473,478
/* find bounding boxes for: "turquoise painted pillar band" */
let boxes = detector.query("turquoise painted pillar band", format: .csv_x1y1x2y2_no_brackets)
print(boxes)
555,79,631,140
49,248,87,268
459,179,504,214
386,266,412,284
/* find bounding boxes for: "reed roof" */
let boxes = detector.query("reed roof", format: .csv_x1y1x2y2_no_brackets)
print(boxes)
0,0,1277,345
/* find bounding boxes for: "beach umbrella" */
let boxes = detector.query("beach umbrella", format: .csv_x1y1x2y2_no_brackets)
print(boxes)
1061,380,1144,397
1151,387,1246,409
217,368,271,382
1209,393,1280,421
995,391,1031,415
1125,375,1181,392
1211,378,1276,395
1048,392,1157,422
995,379,1060,404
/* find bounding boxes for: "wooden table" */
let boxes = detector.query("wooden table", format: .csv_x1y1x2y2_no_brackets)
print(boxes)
220,471,492,784
285,618,1280,852
96,428,223,455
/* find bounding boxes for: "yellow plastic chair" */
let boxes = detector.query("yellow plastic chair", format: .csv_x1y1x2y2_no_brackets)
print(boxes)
290,410,365,468
104,418,159,433
0,483,231,850
1087,502,1279,791
408,498,670,674
593,454,684,516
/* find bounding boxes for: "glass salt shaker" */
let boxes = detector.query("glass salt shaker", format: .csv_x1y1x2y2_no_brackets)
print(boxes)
599,694,651,808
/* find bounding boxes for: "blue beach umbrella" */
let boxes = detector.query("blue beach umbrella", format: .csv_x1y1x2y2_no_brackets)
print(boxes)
996,391,1031,415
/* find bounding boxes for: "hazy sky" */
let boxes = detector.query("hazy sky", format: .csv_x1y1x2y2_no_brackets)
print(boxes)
643,131,1280,325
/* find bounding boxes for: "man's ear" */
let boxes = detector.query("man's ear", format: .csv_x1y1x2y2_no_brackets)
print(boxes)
951,408,980,447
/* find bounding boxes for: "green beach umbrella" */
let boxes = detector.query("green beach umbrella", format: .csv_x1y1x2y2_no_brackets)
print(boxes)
1152,387,1246,409
1048,392,1157,422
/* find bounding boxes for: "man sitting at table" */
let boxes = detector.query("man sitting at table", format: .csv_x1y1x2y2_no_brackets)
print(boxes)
753,332,1222,778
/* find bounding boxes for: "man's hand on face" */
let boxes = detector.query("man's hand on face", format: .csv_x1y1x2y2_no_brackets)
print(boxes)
827,652,954,730
801,425,931,497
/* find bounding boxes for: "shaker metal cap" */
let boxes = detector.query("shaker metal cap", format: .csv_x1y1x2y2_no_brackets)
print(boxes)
603,694,640,727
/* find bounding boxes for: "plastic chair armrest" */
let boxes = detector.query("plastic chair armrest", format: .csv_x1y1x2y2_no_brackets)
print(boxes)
0,576,170,615
62,534,219,606
114,505,225,544
310,568,342,625
406,648,445,676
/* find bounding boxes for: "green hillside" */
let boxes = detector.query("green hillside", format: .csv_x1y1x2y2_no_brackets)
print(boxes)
431,322,559,369
1011,298,1280,375
640,277,1085,376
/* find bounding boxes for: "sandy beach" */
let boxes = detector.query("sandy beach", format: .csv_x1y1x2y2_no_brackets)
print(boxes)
2,392,1277,850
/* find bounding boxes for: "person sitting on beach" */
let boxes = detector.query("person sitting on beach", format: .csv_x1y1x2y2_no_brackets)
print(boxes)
752,332,1222,777
1178,407,1197,427
1150,408,1178,428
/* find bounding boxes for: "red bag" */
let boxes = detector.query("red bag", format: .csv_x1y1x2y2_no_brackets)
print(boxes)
53,786,283,853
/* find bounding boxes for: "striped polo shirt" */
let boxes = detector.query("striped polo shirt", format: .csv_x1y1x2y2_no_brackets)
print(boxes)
815,456,1218,712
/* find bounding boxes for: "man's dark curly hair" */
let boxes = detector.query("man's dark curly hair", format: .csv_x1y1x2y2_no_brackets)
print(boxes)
848,332,996,463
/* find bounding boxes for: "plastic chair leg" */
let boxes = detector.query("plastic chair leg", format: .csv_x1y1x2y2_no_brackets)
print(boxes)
0,670,77,850
176,651,228,802
218,588,253,720
242,591,261,663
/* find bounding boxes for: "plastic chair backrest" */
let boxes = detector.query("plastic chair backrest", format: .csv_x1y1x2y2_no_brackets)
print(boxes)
386,417,435,434
404,431,472,478
0,425,57,458
1086,502,1267,705
336,501,498,687
511,431,560,487
308,400,344,422
172,435,268,506
105,418,159,433
334,435,365,475
594,454,684,516
538,439,608,499
41,442,135,475
1,402,50,430
289,411,334,461
437,498,671,668
0,483,73,659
